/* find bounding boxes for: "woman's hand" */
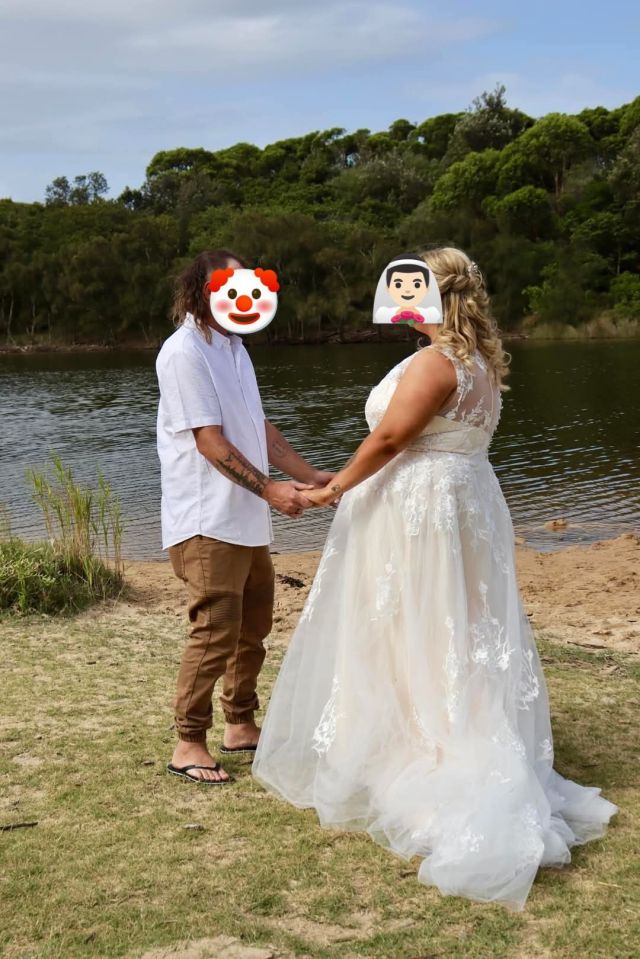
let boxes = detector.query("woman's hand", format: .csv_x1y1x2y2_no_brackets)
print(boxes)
304,482,343,508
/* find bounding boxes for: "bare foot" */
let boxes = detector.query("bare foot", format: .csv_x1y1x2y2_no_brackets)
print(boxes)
170,740,230,782
223,720,261,751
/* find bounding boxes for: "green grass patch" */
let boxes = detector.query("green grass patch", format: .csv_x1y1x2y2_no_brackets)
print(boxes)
0,602,637,959
0,539,122,614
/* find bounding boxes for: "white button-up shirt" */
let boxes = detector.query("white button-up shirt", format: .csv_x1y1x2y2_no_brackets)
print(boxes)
155,314,272,550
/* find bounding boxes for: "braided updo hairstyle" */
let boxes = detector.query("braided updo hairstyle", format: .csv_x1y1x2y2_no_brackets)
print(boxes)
171,249,248,342
420,246,510,390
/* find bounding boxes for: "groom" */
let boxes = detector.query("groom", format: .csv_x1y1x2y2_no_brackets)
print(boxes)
157,249,332,784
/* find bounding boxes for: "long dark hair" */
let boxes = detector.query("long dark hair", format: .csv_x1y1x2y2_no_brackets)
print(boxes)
171,249,248,341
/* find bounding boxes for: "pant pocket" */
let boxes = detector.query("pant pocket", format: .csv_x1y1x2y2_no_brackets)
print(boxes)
168,542,186,581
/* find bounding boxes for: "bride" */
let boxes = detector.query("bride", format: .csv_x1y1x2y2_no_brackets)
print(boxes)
252,247,617,910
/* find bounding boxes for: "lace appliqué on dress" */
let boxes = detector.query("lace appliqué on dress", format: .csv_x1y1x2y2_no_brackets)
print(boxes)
460,396,493,431
444,616,464,724
517,803,545,869
300,545,338,625
312,675,341,755
491,718,526,757
434,346,500,433
470,582,515,672
372,560,400,622
537,738,553,762
517,648,541,710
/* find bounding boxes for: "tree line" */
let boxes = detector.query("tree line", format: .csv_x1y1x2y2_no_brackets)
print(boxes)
2,86,639,346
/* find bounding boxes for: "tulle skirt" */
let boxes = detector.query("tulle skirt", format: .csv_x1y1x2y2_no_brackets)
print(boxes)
253,449,618,910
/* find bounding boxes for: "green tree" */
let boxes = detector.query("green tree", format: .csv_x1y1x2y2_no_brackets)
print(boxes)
525,251,610,325
431,150,501,213
498,114,593,200
487,186,556,240
332,151,435,226
610,272,640,318
45,172,108,206
446,85,533,162
45,176,71,206
413,113,461,161
3,93,639,345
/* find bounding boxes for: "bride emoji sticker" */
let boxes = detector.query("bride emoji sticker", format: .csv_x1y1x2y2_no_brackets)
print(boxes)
373,255,443,326
209,266,279,334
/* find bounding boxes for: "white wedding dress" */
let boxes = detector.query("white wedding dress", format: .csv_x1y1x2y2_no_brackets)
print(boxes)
253,345,617,910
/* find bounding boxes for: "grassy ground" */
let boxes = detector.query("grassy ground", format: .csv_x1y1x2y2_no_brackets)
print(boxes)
1,593,638,959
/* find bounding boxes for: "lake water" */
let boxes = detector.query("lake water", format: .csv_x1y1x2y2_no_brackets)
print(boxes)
1,340,638,558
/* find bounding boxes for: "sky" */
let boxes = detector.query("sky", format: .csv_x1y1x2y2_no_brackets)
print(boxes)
1,0,638,203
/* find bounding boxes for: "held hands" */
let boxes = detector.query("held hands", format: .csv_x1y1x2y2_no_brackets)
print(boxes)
304,480,343,509
263,480,316,518
262,471,339,517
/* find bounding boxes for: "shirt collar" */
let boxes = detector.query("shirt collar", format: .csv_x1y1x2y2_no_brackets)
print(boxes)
183,313,241,350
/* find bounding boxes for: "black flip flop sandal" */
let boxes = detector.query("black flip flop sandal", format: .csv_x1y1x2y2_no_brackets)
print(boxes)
219,743,258,755
166,763,234,784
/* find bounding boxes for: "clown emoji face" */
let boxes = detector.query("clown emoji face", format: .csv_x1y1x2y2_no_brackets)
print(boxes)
209,267,279,334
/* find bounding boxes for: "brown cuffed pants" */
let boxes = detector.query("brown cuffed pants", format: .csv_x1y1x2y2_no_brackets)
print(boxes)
168,535,275,743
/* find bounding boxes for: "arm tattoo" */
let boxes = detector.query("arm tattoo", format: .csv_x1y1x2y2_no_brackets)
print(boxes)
270,438,288,460
330,483,343,495
216,449,269,497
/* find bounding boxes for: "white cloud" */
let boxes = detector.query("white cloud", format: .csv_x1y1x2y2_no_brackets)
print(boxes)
0,0,183,25
0,0,498,196
0,0,635,201
126,4,495,74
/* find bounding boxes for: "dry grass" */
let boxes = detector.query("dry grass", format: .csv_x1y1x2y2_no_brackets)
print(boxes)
0,591,638,959
521,315,640,340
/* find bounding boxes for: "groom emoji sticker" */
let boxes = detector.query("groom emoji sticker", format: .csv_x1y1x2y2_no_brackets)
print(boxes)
373,255,443,326
209,266,279,334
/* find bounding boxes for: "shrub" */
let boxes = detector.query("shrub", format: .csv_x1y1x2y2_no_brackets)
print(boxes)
524,252,609,326
0,455,124,615
0,539,122,614
610,272,640,320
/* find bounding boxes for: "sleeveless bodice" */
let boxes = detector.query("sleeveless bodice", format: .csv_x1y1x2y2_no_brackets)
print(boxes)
364,345,502,456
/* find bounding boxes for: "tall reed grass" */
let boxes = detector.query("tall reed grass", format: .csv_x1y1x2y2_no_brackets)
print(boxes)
0,455,124,614
522,313,640,340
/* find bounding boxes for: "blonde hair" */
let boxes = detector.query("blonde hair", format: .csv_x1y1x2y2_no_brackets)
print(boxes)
420,246,510,390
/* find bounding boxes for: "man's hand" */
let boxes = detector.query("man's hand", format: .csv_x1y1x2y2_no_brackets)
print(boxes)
263,480,315,518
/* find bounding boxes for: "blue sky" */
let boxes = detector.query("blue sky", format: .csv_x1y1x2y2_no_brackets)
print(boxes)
1,0,638,203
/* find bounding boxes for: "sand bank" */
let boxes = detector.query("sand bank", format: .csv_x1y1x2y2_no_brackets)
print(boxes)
124,534,639,655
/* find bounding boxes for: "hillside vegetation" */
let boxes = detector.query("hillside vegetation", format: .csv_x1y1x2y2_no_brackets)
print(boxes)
2,87,640,345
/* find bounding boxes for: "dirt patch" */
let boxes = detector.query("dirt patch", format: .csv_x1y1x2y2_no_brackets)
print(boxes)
137,938,277,959
266,911,414,947
12,753,43,768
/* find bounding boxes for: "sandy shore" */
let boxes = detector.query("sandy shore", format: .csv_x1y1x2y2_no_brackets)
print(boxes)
124,533,640,654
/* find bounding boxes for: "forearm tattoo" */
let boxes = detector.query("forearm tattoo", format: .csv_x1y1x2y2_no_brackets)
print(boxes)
330,483,343,495
217,449,269,497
